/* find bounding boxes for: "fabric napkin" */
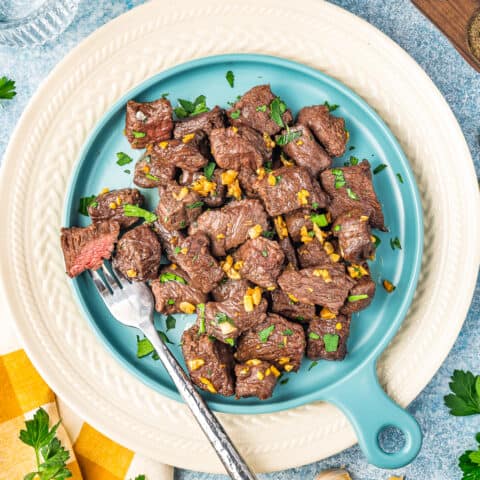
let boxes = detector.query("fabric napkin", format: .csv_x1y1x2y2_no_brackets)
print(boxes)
0,289,173,480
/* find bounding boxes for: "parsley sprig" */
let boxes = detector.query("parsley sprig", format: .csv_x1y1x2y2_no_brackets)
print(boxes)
174,95,209,118
0,76,16,100
445,370,480,416
459,433,480,479
19,407,72,480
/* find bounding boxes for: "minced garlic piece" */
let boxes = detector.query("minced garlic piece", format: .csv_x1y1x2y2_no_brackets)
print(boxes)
116,196,122,206
284,364,294,372
221,169,238,185
265,367,272,376
248,224,263,239
313,269,332,283
256,370,265,380
226,268,241,280
256,167,266,180
233,260,244,271
348,264,369,279
221,255,233,272
100,187,109,194
173,186,189,201
126,269,137,278
280,155,294,167
274,216,288,239
300,225,313,243
330,253,341,263
239,367,249,375
383,279,396,293
231,126,238,134
182,133,196,143
170,263,177,270
295,139,304,146
266,286,276,291
335,322,343,331
297,189,310,205
227,179,242,200
158,141,169,149
250,286,262,306
187,358,205,371
268,172,277,186
246,359,262,366
270,365,281,377
320,307,336,320
360,215,369,222
263,132,275,149
243,294,254,312
323,241,334,255
179,247,188,255
191,176,217,196
108,202,117,209
179,302,196,314
199,377,217,393
219,322,236,335
312,223,327,244
216,233,226,240
142,165,150,173
287,293,298,303
278,357,290,365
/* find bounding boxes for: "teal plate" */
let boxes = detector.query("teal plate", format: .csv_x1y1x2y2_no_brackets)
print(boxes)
64,54,423,468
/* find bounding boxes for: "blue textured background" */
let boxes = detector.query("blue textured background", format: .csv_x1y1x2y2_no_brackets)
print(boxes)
0,1,478,479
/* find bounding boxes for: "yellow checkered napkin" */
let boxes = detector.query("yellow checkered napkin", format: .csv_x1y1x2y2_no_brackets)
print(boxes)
0,349,171,480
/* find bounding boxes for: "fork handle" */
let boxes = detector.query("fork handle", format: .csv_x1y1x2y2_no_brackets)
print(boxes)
139,320,258,480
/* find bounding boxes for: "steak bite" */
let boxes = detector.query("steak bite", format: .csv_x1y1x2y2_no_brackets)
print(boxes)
297,238,331,268
179,169,226,208
235,360,279,400
151,265,206,314
307,315,351,361
234,237,285,288
333,209,375,262
253,166,328,217
284,209,314,243
279,124,331,176
181,325,235,396
341,276,376,315
125,98,173,149
88,188,145,229
297,105,348,157
156,182,203,232
212,279,251,302
134,154,176,188
270,289,316,322
173,106,226,138
112,224,161,281
227,85,293,135
61,221,120,278
320,161,386,230
278,236,299,269
235,314,306,372
172,232,224,294
209,125,272,171
189,199,269,257
278,264,355,313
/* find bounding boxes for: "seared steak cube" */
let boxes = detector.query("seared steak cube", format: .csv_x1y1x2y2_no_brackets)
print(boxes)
297,238,331,268
189,199,269,257
61,221,120,278
151,265,206,314
204,295,268,344
307,315,351,361
235,360,279,400
179,169,226,208
173,106,226,138
278,236,298,269
341,276,376,315
181,325,235,396
156,182,203,231
113,224,161,281
284,209,313,243
210,126,272,171
270,289,316,322
279,124,331,176
297,105,348,157
333,209,375,262
236,314,305,372
88,188,144,229
320,161,385,230
212,279,251,302
125,98,173,149
227,85,293,135
234,237,285,288
278,265,354,313
254,166,327,217
134,154,176,188
172,232,224,294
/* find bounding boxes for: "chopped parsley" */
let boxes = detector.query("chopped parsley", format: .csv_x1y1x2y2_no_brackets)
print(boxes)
256,104,267,112
331,168,346,189
311,213,328,227
349,146,356,151
280,378,289,385
186,201,204,209
145,173,161,181
198,303,206,334
174,246,182,254
123,204,157,223
116,151,133,166
124,169,131,174
161,92,170,98
275,175,282,184
225,70,235,88
308,332,320,340
372,234,381,248
349,155,359,166
323,333,339,352
269,97,287,127
264,161,273,172
258,324,275,343
307,230,315,238
174,95,209,118
262,230,275,239
373,164,388,175
275,129,302,146
334,224,341,232
390,237,402,250
444,370,480,416
308,361,318,371
132,130,146,138
179,220,186,228
282,329,293,336
0,76,16,100
215,312,235,325
78,195,97,216
166,315,176,331
324,100,339,112
261,249,269,257
311,202,319,210
225,338,235,347
230,109,241,119
204,161,216,180
137,332,172,358
167,298,175,305
295,316,305,322
397,173,404,184
346,187,359,200
348,294,369,302
159,272,187,284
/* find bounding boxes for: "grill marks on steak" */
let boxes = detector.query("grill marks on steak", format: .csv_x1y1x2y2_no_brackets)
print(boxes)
125,98,173,149
112,224,161,281
320,160,386,230
210,126,272,172
278,264,354,313
254,166,328,217
227,85,293,135
297,105,348,157
235,360,278,400
181,325,235,396
173,106,227,138
280,124,331,176
88,188,144,228
189,199,269,257
270,289,316,322
235,314,305,372
61,221,120,277
307,315,351,361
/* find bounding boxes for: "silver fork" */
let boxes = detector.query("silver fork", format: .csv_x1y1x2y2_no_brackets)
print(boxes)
89,264,257,480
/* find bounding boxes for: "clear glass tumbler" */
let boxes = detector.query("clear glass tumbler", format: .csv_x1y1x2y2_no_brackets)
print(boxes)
0,0,80,47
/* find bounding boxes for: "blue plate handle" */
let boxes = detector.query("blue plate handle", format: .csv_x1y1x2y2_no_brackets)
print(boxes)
322,359,422,468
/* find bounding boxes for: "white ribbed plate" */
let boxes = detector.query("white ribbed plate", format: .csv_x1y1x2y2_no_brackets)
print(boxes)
0,0,478,473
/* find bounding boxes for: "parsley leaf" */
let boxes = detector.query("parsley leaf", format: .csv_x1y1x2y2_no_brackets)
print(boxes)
78,195,97,216
132,130,146,138
269,97,287,128
282,329,293,336
280,378,289,385
204,161,216,180
123,204,157,223
346,187,359,200
311,213,328,227
308,361,318,371
324,100,339,112
372,234,381,248
116,152,133,166
390,237,402,250
323,334,339,352
0,76,16,100
160,272,187,284
186,201,204,209
349,155,359,166
225,338,235,347
197,303,206,334
275,129,302,146
215,312,235,325
397,173,404,184
226,70,235,88
166,315,176,331
230,109,241,119
459,433,480,479
174,95,209,118
444,370,480,416
258,324,274,343
309,332,320,340
256,104,267,112
348,294,369,302
373,164,388,175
